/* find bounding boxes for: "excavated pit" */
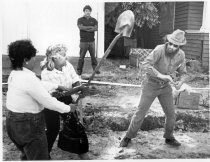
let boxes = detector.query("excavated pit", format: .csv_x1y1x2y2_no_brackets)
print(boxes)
78,85,210,134
2,83,209,133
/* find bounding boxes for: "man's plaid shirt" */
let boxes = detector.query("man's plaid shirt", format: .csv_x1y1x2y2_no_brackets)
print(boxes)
41,61,80,93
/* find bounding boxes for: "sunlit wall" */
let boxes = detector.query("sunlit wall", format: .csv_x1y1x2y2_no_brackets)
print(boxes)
1,0,104,58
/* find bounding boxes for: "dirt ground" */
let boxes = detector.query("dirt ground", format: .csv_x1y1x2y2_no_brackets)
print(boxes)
2,58,210,160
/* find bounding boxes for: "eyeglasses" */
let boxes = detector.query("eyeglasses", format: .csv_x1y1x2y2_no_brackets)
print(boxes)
168,42,179,48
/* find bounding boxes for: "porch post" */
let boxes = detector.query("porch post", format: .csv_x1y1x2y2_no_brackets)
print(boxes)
200,1,210,32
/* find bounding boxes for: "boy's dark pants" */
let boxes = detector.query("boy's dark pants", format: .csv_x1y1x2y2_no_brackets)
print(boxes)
77,41,98,75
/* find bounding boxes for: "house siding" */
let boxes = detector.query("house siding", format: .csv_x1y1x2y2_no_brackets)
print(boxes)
202,34,209,67
182,32,209,67
174,2,189,30
174,2,208,68
175,2,203,31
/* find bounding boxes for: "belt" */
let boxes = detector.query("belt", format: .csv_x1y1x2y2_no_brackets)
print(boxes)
6,110,43,119
148,77,168,85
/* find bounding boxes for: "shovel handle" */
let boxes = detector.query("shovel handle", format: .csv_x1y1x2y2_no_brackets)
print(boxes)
87,33,123,85
73,33,123,104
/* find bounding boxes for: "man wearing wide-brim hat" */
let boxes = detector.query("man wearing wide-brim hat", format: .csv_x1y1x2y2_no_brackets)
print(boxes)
120,29,188,147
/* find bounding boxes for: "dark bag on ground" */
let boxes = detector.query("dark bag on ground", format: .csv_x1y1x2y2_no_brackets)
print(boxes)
57,111,89,154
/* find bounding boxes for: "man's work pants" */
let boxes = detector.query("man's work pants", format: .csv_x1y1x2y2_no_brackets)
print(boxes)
125,79,176,140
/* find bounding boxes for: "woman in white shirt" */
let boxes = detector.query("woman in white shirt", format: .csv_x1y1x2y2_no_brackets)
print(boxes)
6,40,76,160
40,44,89,160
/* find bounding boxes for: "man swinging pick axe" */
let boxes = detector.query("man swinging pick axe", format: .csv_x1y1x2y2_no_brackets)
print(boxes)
120,29,188,147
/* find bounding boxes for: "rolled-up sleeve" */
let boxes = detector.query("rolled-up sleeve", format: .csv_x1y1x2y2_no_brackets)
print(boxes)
77,18,83,26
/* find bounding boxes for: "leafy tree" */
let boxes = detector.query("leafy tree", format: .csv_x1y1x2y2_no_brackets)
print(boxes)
105,2,160,55
105,2,160,29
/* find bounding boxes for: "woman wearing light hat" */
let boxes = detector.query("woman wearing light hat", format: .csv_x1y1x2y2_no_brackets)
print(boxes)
40,44,89,159
120,29,188,147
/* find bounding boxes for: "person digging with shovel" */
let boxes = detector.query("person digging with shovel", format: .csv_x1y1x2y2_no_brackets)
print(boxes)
120,29,188,147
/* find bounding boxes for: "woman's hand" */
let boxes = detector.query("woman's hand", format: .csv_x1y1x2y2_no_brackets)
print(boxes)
55,83,89,97
69,103,77,112
57,85,69,91
72,81,81,87
78,84,89,92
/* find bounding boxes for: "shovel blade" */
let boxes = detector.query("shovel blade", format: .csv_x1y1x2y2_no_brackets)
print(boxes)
115,10,135,37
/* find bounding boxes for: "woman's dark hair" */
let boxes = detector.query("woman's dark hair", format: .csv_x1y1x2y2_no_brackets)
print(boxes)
8,39,37,70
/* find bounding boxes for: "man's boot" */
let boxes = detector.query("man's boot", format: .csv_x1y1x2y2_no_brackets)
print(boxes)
120,137,131,147
165,138,181,147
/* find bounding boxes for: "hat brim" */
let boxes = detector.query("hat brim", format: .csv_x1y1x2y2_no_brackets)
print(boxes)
167,34,187,46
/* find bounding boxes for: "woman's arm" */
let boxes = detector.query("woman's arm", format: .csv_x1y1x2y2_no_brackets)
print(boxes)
26,75,71,113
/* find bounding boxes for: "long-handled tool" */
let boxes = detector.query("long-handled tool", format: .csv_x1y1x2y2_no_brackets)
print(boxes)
74,10,135,123
43,10,135,123
86,10,135,85
52,10,135,101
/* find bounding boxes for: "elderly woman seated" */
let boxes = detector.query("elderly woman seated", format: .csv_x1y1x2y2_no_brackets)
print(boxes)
40,44,89,159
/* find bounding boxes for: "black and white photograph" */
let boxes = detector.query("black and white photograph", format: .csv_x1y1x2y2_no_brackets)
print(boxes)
1,0,210,160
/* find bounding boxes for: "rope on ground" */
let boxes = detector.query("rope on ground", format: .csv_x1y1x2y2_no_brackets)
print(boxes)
81,80,210,91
